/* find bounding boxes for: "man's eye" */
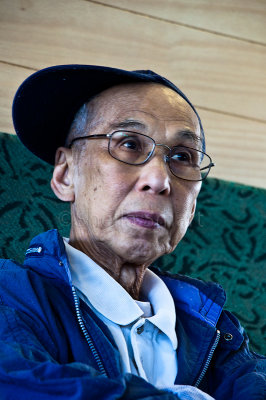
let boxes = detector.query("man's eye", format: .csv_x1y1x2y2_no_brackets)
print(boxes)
121,139,140,151
171,147,200,165
172,151,192,163
115,133,143,152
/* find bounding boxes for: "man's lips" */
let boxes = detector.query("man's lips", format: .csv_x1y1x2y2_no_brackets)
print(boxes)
123,212,166,229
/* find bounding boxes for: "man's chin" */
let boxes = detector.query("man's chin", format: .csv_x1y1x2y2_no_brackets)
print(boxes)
112,238,167,266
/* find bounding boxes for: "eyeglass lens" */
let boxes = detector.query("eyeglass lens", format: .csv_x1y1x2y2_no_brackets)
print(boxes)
109,131,211,181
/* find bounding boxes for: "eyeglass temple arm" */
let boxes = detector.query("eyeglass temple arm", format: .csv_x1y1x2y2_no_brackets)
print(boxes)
69,134,108,147
200,162,215,171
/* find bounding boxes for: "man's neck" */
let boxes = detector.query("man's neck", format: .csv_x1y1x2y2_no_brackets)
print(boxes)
69,231,148,300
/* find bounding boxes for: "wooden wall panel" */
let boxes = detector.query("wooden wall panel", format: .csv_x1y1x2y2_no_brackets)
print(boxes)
104,0,266,44
199,109,266,188
0,0,266,122
0,63,34,135
0,0,265,188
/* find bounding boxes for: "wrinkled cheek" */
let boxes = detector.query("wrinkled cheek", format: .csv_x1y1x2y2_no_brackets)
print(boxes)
160,237,174,255
168,210,193,251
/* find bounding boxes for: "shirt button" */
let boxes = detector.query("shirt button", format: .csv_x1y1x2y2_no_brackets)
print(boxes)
137,325,144,334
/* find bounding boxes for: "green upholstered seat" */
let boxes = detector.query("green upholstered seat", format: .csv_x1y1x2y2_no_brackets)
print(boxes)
0,132,265,354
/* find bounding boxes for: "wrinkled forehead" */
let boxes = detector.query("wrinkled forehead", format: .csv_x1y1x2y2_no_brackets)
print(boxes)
85,82,202,144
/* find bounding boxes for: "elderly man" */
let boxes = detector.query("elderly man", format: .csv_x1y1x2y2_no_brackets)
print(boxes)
0,65,265,399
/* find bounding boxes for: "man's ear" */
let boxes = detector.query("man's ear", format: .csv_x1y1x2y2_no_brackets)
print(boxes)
51,147,75,202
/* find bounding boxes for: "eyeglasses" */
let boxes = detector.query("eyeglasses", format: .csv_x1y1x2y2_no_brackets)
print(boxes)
69,130,215,181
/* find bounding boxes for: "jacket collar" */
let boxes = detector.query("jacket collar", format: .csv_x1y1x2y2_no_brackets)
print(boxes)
24,229,72,285
152,267,226,328
24,229,225,329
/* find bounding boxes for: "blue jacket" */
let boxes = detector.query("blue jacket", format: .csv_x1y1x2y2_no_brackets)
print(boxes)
0,230,265,399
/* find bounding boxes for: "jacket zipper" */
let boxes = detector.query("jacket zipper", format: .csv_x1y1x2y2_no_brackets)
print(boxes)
194,329,220,387
72,286,108,377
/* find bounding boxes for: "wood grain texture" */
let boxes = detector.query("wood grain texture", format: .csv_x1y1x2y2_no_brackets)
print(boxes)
103,0,266,45
199,109,266,189
0,62,35,135
0,0,266,122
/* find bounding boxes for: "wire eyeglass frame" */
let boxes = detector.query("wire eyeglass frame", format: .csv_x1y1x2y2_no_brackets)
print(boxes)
69,130,215,181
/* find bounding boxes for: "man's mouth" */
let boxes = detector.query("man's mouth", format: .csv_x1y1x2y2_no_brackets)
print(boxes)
123,212,165,229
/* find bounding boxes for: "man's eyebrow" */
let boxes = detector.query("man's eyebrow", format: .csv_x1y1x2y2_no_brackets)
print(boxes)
177,130,203,147
109,121,202,146
109,120,147,131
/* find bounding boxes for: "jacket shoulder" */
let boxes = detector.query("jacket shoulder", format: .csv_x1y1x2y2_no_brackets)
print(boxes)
0,258,25,270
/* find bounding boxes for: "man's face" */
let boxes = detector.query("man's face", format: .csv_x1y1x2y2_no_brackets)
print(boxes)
70,83,202,265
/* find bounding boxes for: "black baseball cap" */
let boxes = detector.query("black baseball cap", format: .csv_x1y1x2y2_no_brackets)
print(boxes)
12,64,205,164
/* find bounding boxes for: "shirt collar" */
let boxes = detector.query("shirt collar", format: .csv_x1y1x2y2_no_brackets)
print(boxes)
64,239,177,349
141,269,177,349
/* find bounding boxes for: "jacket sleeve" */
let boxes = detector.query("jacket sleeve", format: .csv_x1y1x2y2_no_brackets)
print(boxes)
206,310,266,400
0,304,181,400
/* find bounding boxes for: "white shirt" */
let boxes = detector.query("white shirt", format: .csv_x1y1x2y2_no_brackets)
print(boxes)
64,239,178,387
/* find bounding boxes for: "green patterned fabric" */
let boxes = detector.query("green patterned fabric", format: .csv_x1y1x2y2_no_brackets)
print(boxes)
0,132,265,354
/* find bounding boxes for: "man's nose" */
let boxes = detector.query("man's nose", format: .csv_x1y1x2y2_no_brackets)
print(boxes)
135,150,171,196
